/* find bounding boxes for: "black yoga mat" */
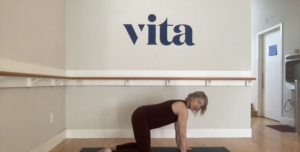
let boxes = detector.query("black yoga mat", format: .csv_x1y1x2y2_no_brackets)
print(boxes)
80,147,230,152
266,125,295,132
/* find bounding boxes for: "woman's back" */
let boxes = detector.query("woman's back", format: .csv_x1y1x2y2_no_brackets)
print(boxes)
133,100,186,129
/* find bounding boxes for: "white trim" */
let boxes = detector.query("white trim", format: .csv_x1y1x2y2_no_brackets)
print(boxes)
0,76,68,88
0,59,254,88
0,77,253,88
0,58,252,78
255,23,283,118
0,59,66,76
65,70,253,87
65,79,252,87
67,70,252,78
280,117,295,127
66,129,252,138
0,58,254,87
30,130,66,152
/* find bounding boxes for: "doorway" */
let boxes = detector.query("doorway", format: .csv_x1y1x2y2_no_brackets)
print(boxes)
256,23,283,122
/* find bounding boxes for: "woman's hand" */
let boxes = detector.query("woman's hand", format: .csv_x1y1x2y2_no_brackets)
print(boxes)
178,147,192,151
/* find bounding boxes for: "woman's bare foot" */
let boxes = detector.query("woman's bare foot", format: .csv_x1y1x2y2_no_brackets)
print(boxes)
98,144,112,152
109,144,117,151
104,148,112,152
98,148,111,152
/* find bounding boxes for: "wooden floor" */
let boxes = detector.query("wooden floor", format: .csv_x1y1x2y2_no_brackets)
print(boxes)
50,117,300,152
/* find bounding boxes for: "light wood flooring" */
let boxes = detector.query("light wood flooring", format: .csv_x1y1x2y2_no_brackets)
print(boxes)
50,117,300,152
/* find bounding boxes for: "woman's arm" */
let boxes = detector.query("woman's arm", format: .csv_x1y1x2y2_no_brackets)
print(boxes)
174,121,181,149
177,108,188,152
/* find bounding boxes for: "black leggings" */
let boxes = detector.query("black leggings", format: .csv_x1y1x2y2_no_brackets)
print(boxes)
112,108,151,152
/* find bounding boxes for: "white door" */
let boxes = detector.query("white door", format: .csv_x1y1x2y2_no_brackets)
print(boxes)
262,29,282,121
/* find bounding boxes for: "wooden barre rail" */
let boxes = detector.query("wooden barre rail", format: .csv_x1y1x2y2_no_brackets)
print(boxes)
0,71,256,80
73,77,256,80
0,71,68,79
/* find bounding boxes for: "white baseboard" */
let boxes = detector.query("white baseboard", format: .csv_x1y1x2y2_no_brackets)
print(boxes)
280,117,295,127
30,130,66,152
0,58,66,76
66,129,252,138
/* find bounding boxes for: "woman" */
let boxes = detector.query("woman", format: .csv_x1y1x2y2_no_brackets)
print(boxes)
100,91,208,152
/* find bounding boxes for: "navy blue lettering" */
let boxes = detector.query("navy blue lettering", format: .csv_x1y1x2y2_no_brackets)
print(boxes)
147,14,157,45
159,18,173,46
124,24,138,45
124,14,195,46
138,24,145,31
173,24,195,46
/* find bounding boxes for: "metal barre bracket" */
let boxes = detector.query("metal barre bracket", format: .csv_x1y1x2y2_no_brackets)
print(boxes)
55,79,61,85
125,80,130,86
165,80,171,86
206,80,211,86
32,78,41,86
77,80,82,85
245,80,252,86
63,79,69,85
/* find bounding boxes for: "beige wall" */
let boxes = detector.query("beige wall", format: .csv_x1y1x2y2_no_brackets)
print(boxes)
0,0,66,152
0,88,66,152
0,0,253,150
66,86,251,129
0,0,65,69
65,0,252,131
251,0,300,119
65,0,251,71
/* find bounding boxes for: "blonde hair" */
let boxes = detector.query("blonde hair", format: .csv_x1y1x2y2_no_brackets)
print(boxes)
185,91,208,116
